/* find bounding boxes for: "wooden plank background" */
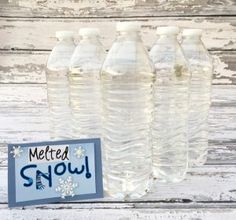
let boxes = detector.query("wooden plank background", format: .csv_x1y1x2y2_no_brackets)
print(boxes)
0,0,235,219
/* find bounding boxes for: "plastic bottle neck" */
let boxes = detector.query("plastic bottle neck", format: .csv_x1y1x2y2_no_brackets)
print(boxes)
182,35,209,58
182,35,202,43
80,35,101,44
117,31,141,41
57,37,74,43
157,34,178,43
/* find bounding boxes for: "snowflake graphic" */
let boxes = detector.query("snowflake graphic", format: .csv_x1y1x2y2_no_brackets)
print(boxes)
55,176,78,199
10,146,23,158
74,146,86,159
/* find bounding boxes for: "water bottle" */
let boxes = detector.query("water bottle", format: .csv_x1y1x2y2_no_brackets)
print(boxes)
101,22,155,199
181,29,213,166
46,31,75,139
149,26,190,182
69,28,105,138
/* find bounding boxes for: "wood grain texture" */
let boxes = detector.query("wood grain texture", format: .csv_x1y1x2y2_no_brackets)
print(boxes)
0,17,235,51
0,85,234,137
0,0,236,17
0,85,235,165
1,166,236,204
0,51,46,84
1,140,236,167
1,206,236,220
0,205,236,220
0,51,235,85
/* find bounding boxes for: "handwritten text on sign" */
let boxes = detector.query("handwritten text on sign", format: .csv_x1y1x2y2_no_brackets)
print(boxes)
28,145,69,163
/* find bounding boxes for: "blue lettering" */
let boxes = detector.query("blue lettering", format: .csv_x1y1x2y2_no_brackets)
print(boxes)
68,163,84,174
20,156,92,188
85,156,92,179
36,166,52,188
54,162,66,176
20,164,37,187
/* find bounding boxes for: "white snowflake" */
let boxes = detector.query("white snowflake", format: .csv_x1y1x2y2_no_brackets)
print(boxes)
74,146,86,159
55,176,78,199
10,146,23,158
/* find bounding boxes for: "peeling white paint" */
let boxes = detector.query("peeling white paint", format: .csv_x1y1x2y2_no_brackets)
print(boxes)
1,0,236,16
0,17,235,51
1,51,235,84
0,84,234,143
213,54,236,84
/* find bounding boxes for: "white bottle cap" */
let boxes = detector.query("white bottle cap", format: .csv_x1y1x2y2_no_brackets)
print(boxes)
182,29,203,36
79,28,100,37
116,22,141,32
156,26,179,35
55,31,74,39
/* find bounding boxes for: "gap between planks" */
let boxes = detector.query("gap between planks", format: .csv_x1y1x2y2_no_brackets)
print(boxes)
0,205,236,220
1,202,236,210
1,14,236,20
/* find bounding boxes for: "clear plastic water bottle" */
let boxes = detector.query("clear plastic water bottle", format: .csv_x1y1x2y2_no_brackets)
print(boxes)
181,29,213,166
46,31,75,139
149,26,190,182
69,28,105,138
101,22,155,199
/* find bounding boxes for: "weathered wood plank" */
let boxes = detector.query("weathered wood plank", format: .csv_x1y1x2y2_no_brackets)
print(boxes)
0,17,235,51
1,166,236,204
0,85,234,133
0,51,46,84
3,202,236,210
0,51,235,85
209,106,236,141
0,85,46,108
0,0,235,17
0,84,234,108
1,141,235,167
207,142,236,165
0,105,232,142
0,106,235,165
0,85,234,164
213,51,236,85
1,204,236,220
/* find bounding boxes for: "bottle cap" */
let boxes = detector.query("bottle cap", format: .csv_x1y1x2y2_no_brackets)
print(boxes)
156,26,179,35
116,22,141,32
79,28,100,37
55,31,74,39
182,29,203,36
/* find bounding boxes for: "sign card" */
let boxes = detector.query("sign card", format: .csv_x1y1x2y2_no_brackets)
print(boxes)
8,138,103,207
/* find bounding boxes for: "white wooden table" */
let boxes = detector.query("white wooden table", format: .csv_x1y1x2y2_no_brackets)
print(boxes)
0,0,236,219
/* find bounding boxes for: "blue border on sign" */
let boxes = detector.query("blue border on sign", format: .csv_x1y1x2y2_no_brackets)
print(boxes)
8,138,103,207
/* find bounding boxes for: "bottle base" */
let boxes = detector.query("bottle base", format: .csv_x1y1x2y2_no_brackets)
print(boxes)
153,167,187,183
188,151,208,167
104,177,153,200
189,157,207,167
105,190,149,200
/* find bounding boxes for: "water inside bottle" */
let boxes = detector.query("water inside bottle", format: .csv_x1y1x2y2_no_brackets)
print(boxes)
101,70,154,199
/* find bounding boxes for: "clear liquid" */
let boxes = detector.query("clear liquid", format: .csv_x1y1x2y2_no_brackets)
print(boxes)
46,68,72,139
189,66,212,166
152,68,189,182
101,70,154,199
69,68,101,138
